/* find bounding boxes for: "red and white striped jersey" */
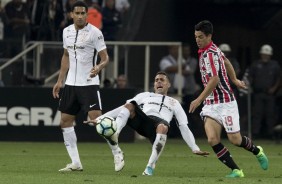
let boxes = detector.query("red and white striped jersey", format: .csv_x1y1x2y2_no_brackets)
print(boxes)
198,42,235,105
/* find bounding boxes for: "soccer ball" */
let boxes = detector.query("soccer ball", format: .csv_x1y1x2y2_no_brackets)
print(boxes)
96,116,117,137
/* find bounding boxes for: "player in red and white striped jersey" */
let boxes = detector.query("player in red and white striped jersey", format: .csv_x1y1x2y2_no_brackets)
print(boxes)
198,41,235,105
189,20,268,178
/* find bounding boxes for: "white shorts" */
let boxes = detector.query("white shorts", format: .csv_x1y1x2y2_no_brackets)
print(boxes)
200,100,240,133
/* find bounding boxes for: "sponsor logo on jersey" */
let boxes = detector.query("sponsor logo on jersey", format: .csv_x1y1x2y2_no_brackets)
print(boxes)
98,35,103,40
148,102,172,112
67,45,85,50
75,45,85,49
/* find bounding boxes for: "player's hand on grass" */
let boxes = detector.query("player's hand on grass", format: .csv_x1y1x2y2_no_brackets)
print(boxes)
193,150,210,157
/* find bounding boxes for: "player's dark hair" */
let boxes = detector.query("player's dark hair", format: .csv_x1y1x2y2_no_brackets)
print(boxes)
71,0,88,12
156,71,171,82
195,20,213,36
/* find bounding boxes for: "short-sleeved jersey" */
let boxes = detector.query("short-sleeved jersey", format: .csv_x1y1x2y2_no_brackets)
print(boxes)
126,92,189,126
63,23,106,86
198,42,235,105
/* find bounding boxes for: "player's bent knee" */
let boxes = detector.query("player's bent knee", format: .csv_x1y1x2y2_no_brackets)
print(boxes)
124,103,135,112
207,137,220,146
156,124,168,134
60,115,75,128
60,120,73,128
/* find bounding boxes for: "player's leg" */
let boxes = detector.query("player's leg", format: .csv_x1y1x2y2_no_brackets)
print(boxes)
143,122,169,176
88,108,125,171
58,85,83,172
116,103,135,135
226,101,268,171
59,113,83,172
105,102,136,145
228,133,269,170
205,117,243,178
105,103,137,172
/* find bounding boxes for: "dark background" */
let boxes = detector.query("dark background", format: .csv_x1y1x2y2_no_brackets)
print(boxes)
0,87,136,142
126,0,282,88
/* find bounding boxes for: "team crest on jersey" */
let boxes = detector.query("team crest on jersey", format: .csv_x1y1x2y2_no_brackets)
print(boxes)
79,32,88,42
168,98,176,106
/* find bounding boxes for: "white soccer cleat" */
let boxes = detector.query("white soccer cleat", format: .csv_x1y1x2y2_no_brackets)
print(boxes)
58,163,83,172
114,151,125,172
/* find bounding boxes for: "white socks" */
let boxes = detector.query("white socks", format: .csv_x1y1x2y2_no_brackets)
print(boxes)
107,141,122,155
116,107,130,134
147,134,167,168
62,127,82,166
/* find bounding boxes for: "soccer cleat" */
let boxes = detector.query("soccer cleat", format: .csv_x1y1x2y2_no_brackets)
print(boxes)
114,151,125,172
225,169,244,178
142,166,154,176
256,146,269,170
58,163,83,172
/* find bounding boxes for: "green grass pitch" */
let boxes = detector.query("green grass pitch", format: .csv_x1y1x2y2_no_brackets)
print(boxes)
0,139,281,184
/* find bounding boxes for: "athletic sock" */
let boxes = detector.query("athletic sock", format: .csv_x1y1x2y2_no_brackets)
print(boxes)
212,143,239,170
147,134,167,168
62,127,81,166
107,141,122,155
239,136,260,155
116,107,130,134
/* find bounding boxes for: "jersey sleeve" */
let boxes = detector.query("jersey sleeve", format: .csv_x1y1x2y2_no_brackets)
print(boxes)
179,125,200,152
93,28,107,52
174,101,200,151
62,28,67,49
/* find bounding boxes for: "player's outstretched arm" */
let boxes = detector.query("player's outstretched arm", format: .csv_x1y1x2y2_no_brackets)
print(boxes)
224,58,247,89
179,124,209,157
174,103,209,156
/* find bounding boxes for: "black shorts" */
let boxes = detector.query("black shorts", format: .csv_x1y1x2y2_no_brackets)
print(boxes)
127,101,169,144
59,85,102,115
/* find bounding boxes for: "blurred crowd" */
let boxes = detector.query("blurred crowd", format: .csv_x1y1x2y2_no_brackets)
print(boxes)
0,0,129,57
